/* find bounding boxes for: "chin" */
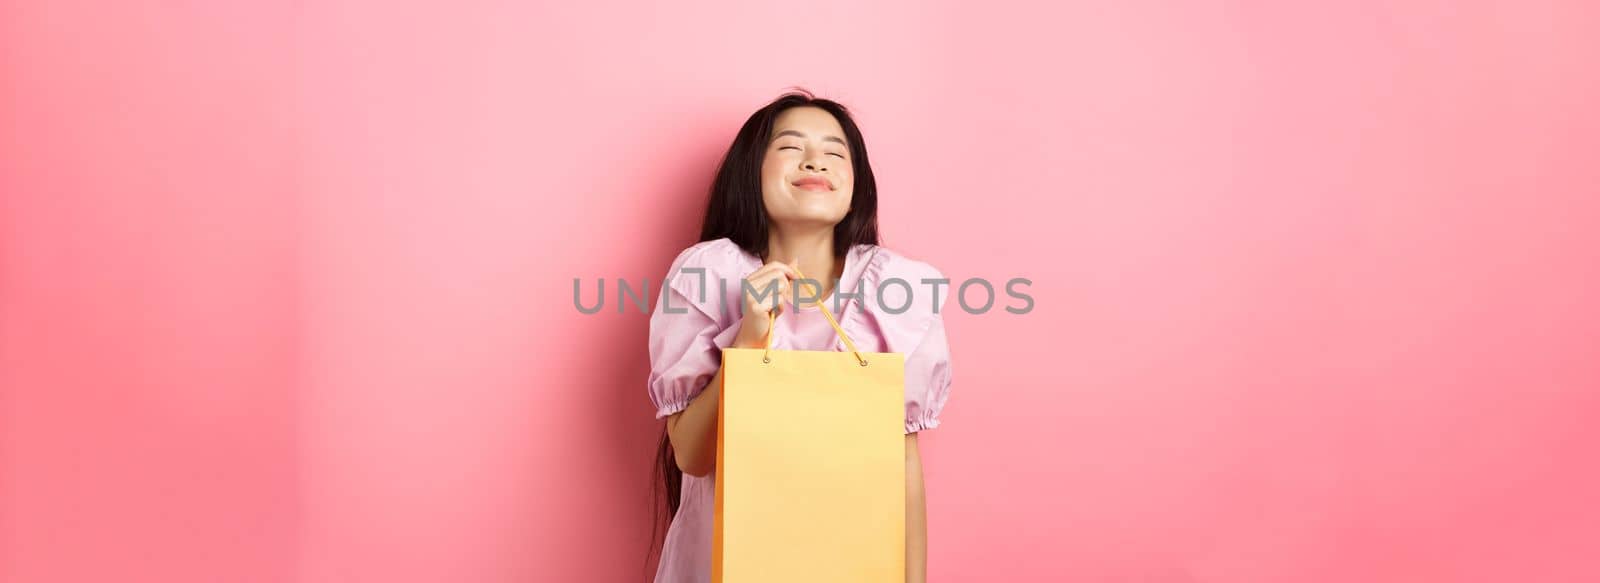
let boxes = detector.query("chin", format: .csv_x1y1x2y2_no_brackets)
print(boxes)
772,208,848,227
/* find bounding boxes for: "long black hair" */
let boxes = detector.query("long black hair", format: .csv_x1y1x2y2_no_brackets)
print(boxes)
648,89,882,564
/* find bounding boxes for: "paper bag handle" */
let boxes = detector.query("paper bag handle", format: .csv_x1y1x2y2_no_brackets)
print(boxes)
761,267,869,367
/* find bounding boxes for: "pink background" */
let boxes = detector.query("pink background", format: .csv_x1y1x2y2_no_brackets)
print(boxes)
3,1,1598,582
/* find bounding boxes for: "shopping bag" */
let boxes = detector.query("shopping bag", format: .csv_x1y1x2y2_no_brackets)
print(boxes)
711,272,906,582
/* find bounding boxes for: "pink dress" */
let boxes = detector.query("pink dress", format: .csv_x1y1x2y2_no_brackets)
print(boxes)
646,237,954,583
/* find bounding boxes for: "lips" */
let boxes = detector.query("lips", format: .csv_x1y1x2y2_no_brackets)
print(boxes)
791,176,832,191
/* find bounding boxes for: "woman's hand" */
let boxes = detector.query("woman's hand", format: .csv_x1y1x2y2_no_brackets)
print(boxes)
667,261,798,476
732,259,799,348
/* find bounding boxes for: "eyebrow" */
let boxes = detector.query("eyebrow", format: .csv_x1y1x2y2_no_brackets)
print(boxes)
772,129,847,147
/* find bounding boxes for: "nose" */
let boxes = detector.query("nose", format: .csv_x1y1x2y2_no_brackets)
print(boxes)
801,158,828,173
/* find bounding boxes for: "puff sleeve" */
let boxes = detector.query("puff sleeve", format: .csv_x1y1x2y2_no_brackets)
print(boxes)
646,241,744,419
902,307,953,433
851,250,955,434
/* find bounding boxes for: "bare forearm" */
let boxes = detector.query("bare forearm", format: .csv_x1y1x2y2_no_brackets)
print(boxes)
665,366,722,476
906,433,927,583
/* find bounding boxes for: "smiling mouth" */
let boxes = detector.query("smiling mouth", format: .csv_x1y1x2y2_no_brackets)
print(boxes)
791,177,832,191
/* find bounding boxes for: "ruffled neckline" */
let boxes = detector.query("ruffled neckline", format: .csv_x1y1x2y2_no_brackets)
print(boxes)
729,242,884,313
724,239,893,352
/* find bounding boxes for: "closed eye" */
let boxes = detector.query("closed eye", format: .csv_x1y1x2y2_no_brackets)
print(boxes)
777,145,847,159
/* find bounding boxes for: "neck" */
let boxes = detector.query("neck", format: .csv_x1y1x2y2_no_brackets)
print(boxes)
765,225,843,303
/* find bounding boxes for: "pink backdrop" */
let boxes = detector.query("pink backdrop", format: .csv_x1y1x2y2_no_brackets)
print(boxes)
3,1,1597,582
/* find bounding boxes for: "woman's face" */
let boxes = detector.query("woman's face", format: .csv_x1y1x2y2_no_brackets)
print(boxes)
760,106,854,232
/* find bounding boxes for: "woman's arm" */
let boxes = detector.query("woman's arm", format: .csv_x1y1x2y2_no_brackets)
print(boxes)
664,262,793,476
906,432,926,583
664,366,723,477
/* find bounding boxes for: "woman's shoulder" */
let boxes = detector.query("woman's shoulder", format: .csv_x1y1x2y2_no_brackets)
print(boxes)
854,244,948,292
660,238,758,314
665,237,758,275
846,243,951,354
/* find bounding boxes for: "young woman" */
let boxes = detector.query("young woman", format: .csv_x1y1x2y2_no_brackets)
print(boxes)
647,90,953,583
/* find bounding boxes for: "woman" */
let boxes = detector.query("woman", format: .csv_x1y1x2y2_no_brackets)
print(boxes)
647,90,953,583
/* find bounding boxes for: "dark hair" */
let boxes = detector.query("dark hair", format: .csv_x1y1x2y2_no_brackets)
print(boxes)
648,89,882,565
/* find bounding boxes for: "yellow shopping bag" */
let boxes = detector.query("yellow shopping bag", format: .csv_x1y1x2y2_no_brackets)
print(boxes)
712,273,906,582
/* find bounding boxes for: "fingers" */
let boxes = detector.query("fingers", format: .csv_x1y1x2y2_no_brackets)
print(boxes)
741,261,800,315
746,262,799,296
758,273,792,300
752,260,799,281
